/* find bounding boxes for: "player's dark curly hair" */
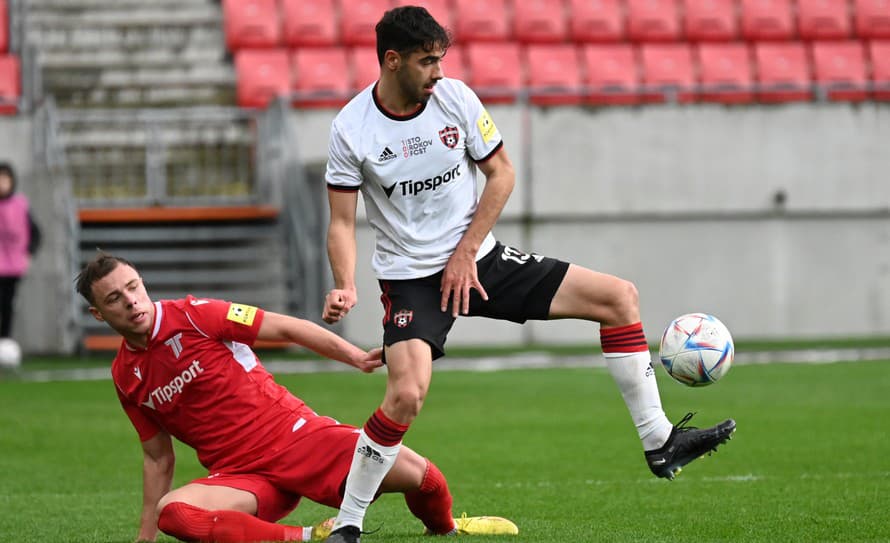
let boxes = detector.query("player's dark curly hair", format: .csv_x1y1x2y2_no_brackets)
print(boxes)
375,5,452,65
75,251,137,304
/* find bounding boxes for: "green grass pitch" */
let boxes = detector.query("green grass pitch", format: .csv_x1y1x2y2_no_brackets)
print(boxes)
1,360,888,542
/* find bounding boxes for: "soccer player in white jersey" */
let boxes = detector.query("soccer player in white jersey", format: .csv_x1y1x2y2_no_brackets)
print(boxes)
321,6,737,543
76,252,518,543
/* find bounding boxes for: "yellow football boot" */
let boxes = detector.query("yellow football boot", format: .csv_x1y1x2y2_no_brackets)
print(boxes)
453,513,519,535
311,517,336,540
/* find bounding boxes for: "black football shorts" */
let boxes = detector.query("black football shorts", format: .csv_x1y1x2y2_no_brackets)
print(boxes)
378,242,570,360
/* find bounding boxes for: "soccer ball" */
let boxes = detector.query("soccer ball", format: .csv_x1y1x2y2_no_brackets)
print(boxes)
0,338,22,369
659,313,734,387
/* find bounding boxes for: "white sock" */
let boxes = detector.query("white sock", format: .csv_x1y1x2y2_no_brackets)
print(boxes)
604,350,673,450
332,430,401,531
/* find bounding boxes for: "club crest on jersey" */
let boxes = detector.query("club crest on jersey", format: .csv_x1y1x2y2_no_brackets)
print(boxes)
393,309,413,328
438,126,459,149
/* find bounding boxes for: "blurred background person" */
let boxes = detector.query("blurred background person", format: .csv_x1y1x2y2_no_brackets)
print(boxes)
0,161,41,340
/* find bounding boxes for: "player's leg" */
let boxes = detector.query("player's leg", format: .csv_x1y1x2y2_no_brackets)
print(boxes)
0,277,18,338
156,481,313,542
549,264,736,477
328,278,449,542
329,340,430,540
549,264,674,450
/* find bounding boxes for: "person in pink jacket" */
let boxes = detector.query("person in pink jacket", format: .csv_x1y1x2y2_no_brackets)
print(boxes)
0,162,41,339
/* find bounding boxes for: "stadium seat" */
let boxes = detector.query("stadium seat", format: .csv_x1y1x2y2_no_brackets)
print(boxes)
525,44,583,104
464,42,522,103
513,0,569,43
867,40,890,100
349,46,379,92
340,0,390,46
0,54,19,114
797,0,852,40
810,41,867,101
626,0,682,41
684,0,740,41
854,0,890,39
392,0,454,29
441,46,468,83
454,0,512,42
223,0,281,51
754,42,812,102
291,47,351,108
569,0,627,42
640,43,696,102
234,49,291,109
581,44,641,104
740,0,796,40
0,0,8,54
281,0,338,47
697,42,755,102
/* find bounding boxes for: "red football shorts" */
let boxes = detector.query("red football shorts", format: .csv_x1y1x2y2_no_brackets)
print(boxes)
189,415,361,522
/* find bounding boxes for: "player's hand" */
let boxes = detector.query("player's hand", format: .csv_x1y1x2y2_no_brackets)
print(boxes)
440,248,488,317
323,288,357,324
353,346,384,373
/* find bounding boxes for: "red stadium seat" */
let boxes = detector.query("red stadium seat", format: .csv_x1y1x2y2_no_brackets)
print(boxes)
340,0,390,46
569,0,627,42
810,41,867,101
525,44,583,104
627,0,682,41
697,43,755,102
684,0,740,41
281,0,338,47
349,46,379,93
0,0,8,54
797,0,852,40
640,43,696,102
464,42,522,103
441,46,468,82
234,49,291,109
754,42,812,102
291,47,351,108
740,0,796,40
392,0,455,29
223,0,281,51
581,44,641,104
454,0,512,42
867,40,890,100
854,0,890,39
513,0,569,43
0,55,19,114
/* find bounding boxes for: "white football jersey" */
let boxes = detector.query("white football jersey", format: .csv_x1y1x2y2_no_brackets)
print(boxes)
325,78,502,279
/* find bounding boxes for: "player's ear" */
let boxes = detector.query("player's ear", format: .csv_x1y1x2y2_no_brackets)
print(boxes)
384,50,401,71
88,306,105,322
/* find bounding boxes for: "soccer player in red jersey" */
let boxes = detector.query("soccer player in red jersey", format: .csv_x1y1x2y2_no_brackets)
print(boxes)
76,252,517,542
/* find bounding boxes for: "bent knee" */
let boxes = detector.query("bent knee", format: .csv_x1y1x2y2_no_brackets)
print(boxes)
604,278,641,326
384,387,427,422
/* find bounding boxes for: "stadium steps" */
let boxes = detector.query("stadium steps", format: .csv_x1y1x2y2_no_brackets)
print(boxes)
24,0,233,107
78,206,291,351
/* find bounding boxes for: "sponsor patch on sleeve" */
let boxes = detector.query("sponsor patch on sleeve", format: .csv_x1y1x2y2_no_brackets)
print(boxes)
226,303,257,326
476,109,498,143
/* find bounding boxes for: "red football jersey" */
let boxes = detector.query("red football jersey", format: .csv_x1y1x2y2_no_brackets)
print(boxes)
112,296,313,471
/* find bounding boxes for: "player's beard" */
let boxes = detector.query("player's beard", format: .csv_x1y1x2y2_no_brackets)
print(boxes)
397,69,432,105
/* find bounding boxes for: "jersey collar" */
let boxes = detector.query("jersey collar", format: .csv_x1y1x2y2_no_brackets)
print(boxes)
373,82,426,121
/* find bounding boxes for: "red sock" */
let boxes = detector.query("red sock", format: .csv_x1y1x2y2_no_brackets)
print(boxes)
404,459,456,535
600,322,649,354
363,407,409,446
158,502,305,542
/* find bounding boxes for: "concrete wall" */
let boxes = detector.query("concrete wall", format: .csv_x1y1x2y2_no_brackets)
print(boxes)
287,103,890,348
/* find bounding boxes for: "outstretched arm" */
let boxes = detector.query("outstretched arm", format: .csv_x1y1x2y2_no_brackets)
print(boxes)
257,311,383,372
135,432,175,543
323,188,360,324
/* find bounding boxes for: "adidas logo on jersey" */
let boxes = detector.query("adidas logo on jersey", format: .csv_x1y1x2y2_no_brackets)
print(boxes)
378,147,397,162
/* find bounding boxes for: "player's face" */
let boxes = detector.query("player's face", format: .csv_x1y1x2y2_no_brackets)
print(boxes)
396,46,445,104
0,173,12,197
88,263,154,345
